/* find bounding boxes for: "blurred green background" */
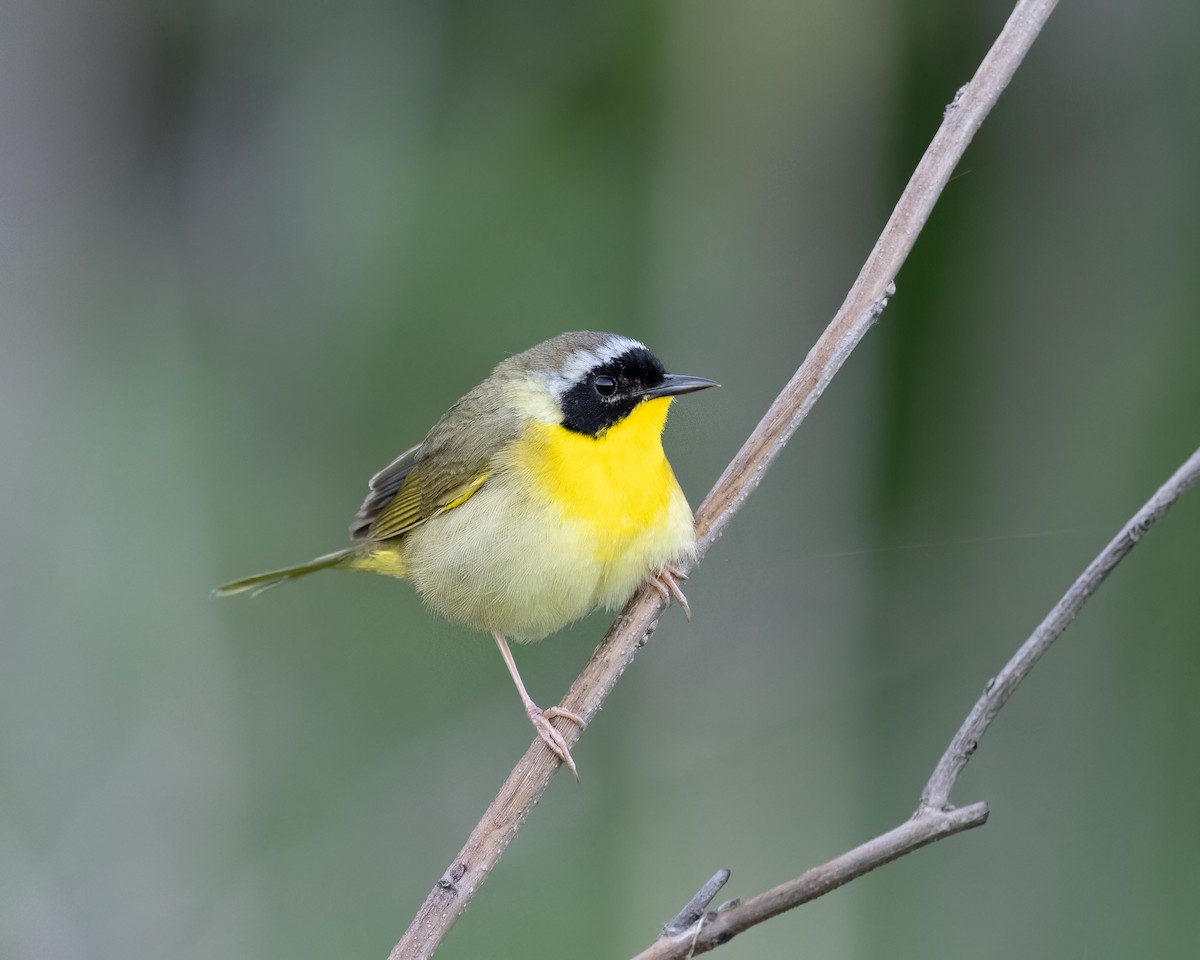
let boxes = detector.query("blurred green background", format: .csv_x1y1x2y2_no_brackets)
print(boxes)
3,0,1198,957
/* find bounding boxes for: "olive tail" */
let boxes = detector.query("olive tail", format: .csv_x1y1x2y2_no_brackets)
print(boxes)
213,548,355,597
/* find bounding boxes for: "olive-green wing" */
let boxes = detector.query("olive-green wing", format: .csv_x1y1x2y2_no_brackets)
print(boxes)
350,443,419,539
350,376,523,543
350,442,492,542
367,465,491,541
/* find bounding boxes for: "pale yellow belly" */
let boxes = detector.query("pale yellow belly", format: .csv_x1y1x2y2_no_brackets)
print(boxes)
399,473,693,640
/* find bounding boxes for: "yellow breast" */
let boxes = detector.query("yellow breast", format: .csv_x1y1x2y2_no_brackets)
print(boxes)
516,398,679,555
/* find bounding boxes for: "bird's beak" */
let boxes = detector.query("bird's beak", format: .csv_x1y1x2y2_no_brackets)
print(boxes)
637,373,720,400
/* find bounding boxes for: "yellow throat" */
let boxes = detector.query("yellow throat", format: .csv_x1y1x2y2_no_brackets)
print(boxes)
517,396,679,563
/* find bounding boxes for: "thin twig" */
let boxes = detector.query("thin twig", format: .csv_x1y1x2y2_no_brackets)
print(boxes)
693,0,1059,554
387,0,1058,957
920,445,1200,810
631,444,1200,959
632,805,990,960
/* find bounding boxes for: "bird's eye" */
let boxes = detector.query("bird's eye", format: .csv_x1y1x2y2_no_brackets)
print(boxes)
593,375,617,397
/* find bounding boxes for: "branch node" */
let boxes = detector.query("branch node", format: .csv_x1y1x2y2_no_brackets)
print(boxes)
436,861,468,893
870,281,897,320
945,84,968,114
661,869,731,938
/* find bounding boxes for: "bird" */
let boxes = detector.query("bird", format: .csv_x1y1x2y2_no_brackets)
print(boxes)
215,331,717,774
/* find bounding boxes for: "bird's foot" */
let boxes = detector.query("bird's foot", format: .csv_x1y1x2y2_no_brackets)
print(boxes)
649,565,691,619
526,702,586,777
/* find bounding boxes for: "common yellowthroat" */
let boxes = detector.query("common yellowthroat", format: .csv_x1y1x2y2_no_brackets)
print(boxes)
216,331,717,774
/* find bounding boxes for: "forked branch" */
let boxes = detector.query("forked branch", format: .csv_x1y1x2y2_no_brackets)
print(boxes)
633,446,1200,959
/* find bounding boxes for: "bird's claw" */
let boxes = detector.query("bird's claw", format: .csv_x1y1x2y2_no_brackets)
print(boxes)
650,565,692,619
544,705,585,726
527,702,585,777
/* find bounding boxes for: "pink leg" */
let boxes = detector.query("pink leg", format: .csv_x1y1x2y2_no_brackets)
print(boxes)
494,633,585,777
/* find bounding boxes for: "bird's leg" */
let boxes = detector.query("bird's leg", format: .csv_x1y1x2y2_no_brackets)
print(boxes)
493,632,585,777
649,564,691,619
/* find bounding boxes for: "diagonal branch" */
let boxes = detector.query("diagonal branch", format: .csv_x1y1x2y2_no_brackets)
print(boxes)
920,444,1200,811
632,805,991,960
387,0,1059,956
632,444,1200,960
